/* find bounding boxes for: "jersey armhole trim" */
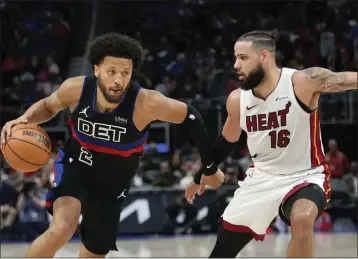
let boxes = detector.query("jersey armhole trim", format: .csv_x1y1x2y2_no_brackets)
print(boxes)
294,94,316,114
290,74,315,117
239,90,246,131
71,76,88,113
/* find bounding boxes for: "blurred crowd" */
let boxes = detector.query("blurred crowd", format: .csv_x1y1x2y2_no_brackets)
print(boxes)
1,1,71,125
1,0,357,240
1,1,357,124
125,0,357,121
123,1,358,91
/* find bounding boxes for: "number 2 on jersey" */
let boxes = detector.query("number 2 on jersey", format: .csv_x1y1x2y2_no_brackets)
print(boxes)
268,129,290,148
79,147,93,166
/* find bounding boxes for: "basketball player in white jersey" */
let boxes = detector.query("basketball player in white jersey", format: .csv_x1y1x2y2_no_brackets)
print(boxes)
185,31,357,257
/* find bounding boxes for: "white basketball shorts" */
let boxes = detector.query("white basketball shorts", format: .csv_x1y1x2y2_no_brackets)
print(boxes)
222,164,331,241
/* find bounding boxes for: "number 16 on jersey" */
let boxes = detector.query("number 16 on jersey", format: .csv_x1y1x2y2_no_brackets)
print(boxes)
268,129,290,148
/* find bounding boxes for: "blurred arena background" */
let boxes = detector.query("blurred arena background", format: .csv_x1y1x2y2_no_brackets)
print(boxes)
0,0,357,257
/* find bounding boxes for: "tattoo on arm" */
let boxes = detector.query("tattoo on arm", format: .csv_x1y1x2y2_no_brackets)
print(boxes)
302,67,352,92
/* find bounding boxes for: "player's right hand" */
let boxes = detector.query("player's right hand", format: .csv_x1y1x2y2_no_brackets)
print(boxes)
200,169,225,189
1,117,28,149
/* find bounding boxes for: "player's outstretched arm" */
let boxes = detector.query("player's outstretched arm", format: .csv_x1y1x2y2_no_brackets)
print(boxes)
301,67,357,93
143,89,213,160
185,90,242,203
1,77,83,147
194,90,243,183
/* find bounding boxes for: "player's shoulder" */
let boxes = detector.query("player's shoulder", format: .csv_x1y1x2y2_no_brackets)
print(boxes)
137,88,166,104
56,76,86,104
291,68,305,82
291,67,323,87
226,89,241,116
59,76,86,92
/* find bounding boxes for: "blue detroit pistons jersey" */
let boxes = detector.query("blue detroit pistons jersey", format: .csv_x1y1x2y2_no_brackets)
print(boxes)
57,75,149,186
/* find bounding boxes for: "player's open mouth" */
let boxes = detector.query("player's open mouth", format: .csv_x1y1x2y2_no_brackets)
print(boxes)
110,89,122,94
237,73,245,81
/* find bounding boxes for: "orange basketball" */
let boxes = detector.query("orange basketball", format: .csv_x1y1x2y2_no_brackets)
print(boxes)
2,123,51,172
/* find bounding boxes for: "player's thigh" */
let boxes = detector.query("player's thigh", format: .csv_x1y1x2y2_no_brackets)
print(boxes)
80,186,125,255
222,169,283,240
279,166,330,225
280,184,326,225
46,162,88,215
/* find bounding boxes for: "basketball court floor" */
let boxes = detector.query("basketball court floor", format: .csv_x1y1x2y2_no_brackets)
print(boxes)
1,233,357,257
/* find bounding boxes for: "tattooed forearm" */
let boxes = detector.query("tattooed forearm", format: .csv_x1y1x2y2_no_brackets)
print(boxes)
302,67,357,92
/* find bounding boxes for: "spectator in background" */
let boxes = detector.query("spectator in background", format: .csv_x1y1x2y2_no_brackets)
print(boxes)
0,172,25,239
223,168,238,186
155,76,175,96
154,161,178,187
238,146,253,173
1,2,71,124
221,156,237,170
170,152,185,179
140,142,162,185
343,161,358,198
16,180,49,241
325,139,349,178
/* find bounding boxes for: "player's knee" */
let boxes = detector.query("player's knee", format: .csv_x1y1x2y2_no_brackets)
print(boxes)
290,203,316,234
48,221,78,241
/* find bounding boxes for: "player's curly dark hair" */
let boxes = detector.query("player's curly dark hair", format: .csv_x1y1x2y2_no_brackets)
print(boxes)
87,32,145,70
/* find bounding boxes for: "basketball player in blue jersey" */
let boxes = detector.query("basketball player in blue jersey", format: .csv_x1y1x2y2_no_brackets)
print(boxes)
185,31,357,258
1,33,224,257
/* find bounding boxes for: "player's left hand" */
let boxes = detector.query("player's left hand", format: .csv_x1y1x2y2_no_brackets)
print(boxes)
185,181,205,204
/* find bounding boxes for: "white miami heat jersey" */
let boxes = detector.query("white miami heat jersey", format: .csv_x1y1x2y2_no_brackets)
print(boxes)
239,67,326,175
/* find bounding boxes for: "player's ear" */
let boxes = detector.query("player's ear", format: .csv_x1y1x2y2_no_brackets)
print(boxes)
94,65,99,78
260,50,269,63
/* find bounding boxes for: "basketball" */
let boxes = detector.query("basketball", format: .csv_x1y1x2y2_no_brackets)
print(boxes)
2,123,51,172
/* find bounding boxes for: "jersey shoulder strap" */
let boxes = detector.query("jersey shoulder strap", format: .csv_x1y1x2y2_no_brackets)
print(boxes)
72,75,96,112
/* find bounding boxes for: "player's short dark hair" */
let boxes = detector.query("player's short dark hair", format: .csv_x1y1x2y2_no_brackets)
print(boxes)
87,32,145,70
237,30,276,52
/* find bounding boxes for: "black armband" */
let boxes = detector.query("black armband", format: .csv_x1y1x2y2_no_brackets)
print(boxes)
200,133,237,176
193,170,202,184
181,104,212,161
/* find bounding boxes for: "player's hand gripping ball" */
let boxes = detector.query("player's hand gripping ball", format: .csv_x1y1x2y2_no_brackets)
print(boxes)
2,123,51,172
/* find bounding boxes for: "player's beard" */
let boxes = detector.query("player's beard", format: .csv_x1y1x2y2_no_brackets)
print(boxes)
98,78,125,103
238,64,266,91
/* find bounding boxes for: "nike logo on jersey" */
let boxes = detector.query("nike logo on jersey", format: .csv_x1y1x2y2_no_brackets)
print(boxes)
246,104,258,110
275,96,288,101
117,189,126,199
79,106,90,118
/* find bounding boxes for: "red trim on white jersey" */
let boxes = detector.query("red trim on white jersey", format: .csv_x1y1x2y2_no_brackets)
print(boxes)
309,111,325,167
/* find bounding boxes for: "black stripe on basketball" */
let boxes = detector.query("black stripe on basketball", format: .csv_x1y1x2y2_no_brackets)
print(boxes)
2,143,16,169
7,137,51,155
11,127,50,141
11,127,49,137
5,140,44,166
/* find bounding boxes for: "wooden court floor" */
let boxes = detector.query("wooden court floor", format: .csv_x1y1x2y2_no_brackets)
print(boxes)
1,233,356,257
